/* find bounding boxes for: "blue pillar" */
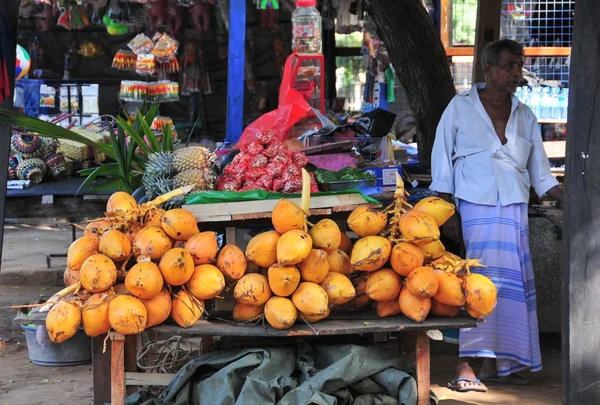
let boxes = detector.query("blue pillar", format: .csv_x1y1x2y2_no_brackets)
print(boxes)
225,0,246,144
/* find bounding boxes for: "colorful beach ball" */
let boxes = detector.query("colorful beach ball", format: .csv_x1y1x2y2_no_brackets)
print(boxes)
16,45,31,81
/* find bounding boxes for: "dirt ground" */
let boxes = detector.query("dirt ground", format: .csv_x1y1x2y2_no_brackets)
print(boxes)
0,225,562,405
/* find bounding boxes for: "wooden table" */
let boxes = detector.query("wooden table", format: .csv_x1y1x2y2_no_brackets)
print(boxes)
104,313,476,405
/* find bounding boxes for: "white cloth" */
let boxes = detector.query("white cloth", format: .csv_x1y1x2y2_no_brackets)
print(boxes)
430,83,558,206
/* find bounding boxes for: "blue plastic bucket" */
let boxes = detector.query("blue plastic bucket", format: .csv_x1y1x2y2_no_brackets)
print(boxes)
21,324,91,366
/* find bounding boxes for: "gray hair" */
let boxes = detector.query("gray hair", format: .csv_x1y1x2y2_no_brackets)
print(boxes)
481,39,524,70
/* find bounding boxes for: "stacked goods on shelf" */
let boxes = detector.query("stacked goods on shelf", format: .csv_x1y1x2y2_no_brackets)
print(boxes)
215,131,318,193
8,133,67,183
39,170,498,344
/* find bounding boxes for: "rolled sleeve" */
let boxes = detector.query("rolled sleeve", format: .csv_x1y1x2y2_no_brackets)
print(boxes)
430,100,457,195
527,117,559,197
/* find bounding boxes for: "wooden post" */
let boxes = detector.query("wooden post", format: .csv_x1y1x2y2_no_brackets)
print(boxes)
562,1,600,403
399,331,431,405
92,335,112,405
225,0,246,143
111,332,126,405
472,0,502,84
0,0,20,271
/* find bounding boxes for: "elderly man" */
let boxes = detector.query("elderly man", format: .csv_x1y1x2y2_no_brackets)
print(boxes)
430,39,564,392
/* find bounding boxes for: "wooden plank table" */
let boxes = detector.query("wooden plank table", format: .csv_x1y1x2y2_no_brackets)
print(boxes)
14,311,476,405
111,313,475,405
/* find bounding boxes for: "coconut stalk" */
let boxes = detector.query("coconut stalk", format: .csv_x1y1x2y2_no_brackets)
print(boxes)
39,282,81,312
301,168,314,230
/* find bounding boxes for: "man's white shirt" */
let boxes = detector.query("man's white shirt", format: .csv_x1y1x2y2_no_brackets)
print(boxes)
430,83,558,206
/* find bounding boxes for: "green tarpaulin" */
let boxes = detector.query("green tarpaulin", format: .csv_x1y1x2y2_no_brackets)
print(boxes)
185,190,380,205
122,344,437,405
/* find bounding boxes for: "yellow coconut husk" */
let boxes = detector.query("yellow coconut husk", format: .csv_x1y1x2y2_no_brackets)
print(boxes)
84,219,112,240
320,272,356,305
46,300,81,343
309,219,341,251
79,253,117,293
125,258,164,299
420,240,446,261
431,299,460,317
185,231,219,265
143,208,165,228
463,273,497,317
132,226,173,261
81,292,112,337
99,229,132,262
406,266,439,298
106,191,138,214
108,295,148,335
272,199,306,234
67,236,99,271
327,249,353,275
124,222,142,244
245,230,281,268
376,299,402,318
216,244,247,282
234,273,272,306
63,267,80,287
398,287,431,323
268,264,301,297
187,264,226,300
291,282,329,317
158,248,195,286
140,288,172,328
365,268,402,301
277,230,313,265
233,302,264,322
301,306,330,323
264,297,298,330
398,211,440,246
412,196,456,227
350,236,392,272
465,303,485,319
161,208,200,241
347,206,388,237
390,242,425,277
434,270,466,306
171,289,204,328
338,233,353,255
298,249,330,283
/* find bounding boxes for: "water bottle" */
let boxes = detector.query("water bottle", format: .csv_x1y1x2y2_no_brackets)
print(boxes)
559,88,569,120
292,0,322,54
549,88,560,120
530,87,541,119
520,86,530,106
540,87,551,120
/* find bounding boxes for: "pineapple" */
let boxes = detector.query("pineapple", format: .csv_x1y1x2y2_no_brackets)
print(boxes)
142,174,186,209
172,168,215,191
145,151,174,178
172,146,214,173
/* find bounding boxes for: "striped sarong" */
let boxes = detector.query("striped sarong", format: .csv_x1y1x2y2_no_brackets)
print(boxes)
457,199,542,376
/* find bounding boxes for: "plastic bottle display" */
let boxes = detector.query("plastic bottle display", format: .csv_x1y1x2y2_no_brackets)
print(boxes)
516,86,569,121
292,0,322,53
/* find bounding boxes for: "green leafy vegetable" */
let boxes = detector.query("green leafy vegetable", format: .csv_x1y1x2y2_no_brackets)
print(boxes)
314,167,377,183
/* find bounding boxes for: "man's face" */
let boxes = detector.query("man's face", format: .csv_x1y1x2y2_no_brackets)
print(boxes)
485,50,524,93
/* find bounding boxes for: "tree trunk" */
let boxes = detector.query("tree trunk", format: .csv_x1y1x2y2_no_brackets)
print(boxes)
562,1,600,403
367,0,456,169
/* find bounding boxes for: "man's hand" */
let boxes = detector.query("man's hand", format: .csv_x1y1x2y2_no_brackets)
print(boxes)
442,212,462,244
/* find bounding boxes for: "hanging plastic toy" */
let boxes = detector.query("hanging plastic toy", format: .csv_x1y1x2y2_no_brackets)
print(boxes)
258,0,278,29
103,0,129,35
15,45,31,81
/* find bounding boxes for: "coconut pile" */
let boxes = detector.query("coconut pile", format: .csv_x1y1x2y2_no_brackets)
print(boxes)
42,171,497,345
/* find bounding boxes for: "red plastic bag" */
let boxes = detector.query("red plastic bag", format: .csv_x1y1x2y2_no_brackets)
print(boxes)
238,53,311,145
250,154,269,168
